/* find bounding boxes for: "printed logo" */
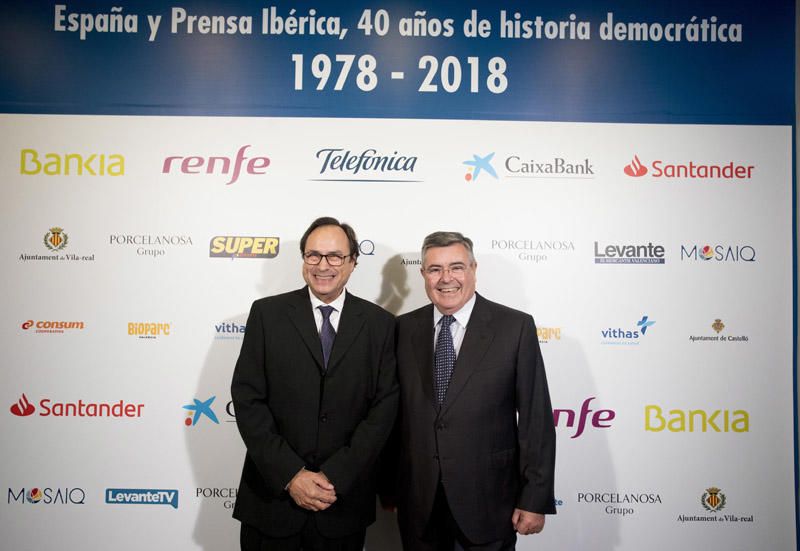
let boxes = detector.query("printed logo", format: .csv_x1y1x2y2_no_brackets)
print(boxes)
358,240,375,256
601,315,655,345
553,397,615,439
680,244,756,263
214,321,246,341
594,241,665,264
20,149,124,176
128,322,171,339
105,488,179,509
491,239,575,263
21,320,85,334
209,236,280,259
196,487,238,510
10,394,35,417
183,396,220,426
689,319,749,343
702,487,726,512
312,148,419,182
623,155,754,180
677,487,754,523
504,155,594,178
44,227,68,251
463,152,497,181
623,155,648,177
8,395,144,419
645,405,749,433
537,327,561,344
109,234,193,259
8,487,86,505
162,145,270,185
577,491,662,517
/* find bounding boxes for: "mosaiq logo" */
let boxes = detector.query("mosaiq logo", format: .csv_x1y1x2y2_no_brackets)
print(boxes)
680,244,756,263
8,487,86,505
600,315,655,345
623,154,754,180
594,241,665,264
311,148,419,182
162,145,270,185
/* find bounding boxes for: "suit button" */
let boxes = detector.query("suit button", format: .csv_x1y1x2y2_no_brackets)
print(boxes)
320,414,328,423
437,423,445,430
433,454,439,460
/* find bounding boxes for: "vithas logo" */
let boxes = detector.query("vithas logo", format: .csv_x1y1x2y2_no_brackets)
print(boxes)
623,155,647,177
10,394,35,416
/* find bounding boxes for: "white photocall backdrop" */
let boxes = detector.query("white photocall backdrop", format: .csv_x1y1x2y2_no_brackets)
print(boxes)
1,115,794,549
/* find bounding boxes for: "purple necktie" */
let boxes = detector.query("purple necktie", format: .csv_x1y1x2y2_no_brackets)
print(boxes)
318,305,336,370
434,315,456,404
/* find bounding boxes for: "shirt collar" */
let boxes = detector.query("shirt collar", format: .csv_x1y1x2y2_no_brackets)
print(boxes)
308,287,347,313
433,292,476,328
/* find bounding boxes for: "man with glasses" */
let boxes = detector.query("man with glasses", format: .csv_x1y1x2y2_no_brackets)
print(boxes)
393,231,556,550
232,216,398,551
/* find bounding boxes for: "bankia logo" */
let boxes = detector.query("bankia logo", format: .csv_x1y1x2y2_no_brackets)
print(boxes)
109,234,193,258
20,149,124,176
601,315,655,345
463,152,497,181
8,487,86,505
594,241,665,264
645,405,749,433
10,394,35,416
161,145,270,185
128,322,170,339
9,394,144,419
209,236,280,259
680,244,756,263
21,319,85,334
311,148,419,182
677,487,754,523
623,154,754,180
577,490,662,516
504,154,594,178
553,397,615,439
105,488,179,509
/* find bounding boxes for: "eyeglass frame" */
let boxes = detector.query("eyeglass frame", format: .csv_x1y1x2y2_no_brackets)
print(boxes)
302,251,352,266
421,262,471,278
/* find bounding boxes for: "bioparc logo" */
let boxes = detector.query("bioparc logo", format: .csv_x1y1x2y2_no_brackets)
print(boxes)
128,322,171,339
600,315,655,345
680,244,756,263
623,154,754,180
537,326,562,344
8,487,86,505
161,145,270,185
21,319,85,334
183,396,235,426
9,393,144,419
311,148,419,182
209,236,280,259
677,487,754,524
462,152,497,182
105,488,179,509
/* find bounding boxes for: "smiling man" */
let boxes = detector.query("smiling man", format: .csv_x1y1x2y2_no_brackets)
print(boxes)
231,216,398,551
394,231,556,551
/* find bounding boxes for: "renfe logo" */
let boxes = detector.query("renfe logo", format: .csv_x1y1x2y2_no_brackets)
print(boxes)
105,488,179,509
162,145,270,185
553,397,615,438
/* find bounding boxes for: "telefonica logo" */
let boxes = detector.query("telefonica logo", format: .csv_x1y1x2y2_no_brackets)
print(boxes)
623,154,754,180
20,149,124,176
312,148,419,182
161,145,270,185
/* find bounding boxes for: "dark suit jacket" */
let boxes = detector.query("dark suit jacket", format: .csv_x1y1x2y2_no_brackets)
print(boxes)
231,287,398,538
395,293,555,544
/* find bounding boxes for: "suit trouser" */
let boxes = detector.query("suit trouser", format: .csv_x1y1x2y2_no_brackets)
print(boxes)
400,482,517,551
240,517,366,551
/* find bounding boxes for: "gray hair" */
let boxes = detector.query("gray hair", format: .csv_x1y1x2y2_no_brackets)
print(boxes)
421,231,476,265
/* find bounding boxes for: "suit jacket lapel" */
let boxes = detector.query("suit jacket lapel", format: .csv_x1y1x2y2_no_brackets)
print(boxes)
411,305,436,410
326,291,365,374
441,294,494,416
286,287,325,371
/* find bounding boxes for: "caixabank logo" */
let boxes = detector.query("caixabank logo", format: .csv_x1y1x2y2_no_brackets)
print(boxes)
677,487,754,523
19,227,96,263
8,487,86,505
623,154,754,180
161,145,270,185
209,236,280,259
183,395,235,426
9,393,144,419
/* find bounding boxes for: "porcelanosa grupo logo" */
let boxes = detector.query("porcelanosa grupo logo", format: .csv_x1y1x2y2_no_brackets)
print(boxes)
623,154,754,180
311,148,419,182
463,152,497,181
161,145,270,185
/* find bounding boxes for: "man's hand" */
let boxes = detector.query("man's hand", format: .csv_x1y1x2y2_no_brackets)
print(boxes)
512,509,545,535
287,470,337,511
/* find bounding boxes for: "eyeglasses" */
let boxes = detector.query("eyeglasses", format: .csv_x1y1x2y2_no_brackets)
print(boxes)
423,264,468,278
303,252,350,266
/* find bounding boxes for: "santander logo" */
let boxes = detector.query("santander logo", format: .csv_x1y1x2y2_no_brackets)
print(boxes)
623,155,648,177
10,394,35,416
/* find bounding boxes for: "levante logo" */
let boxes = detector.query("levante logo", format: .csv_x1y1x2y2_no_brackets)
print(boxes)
623,154,754,180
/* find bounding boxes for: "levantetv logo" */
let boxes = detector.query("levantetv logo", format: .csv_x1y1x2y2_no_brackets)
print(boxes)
311,148,419,182
463,152,497,181
105,488,179,509
594,241,665,264
601,316,655,345
623,154,754,180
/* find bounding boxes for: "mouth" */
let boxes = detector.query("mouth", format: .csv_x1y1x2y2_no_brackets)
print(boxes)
437,287,460,295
